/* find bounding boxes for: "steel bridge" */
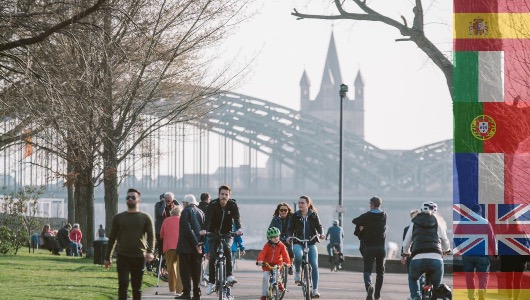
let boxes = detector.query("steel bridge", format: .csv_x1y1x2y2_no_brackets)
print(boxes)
200,92,451,195
0,92,452,198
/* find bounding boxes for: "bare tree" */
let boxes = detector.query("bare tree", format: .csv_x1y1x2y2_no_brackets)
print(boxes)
291,0,453,96
96,0,248,238
0,0,107,149
15,0,248,248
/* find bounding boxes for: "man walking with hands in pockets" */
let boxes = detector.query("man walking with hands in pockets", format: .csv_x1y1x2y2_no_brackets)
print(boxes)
352,196,387,300
104,188,155,300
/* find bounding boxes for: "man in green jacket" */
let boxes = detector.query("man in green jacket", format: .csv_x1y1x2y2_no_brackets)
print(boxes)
104,188,155,300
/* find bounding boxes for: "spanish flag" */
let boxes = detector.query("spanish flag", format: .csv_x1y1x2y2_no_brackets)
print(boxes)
454,0,530,298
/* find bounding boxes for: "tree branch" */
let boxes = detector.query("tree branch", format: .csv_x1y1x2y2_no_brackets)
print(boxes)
0,0,107,52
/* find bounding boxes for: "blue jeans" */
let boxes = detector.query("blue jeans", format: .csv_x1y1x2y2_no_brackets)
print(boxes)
462,256,490,290
363,246,386,299
327,242,342,257
408,258,443,300
293,243,319,289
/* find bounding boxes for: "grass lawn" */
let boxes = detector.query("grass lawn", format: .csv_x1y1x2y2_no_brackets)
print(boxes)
0,248,157,300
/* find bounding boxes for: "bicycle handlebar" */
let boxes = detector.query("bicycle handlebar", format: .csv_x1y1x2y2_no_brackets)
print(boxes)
289,234,320,243
256,262,286,269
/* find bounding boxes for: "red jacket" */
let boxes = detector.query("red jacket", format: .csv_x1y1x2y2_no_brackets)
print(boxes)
257,241,291,271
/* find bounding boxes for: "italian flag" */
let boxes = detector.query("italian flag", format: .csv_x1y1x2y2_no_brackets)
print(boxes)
454,0,530,206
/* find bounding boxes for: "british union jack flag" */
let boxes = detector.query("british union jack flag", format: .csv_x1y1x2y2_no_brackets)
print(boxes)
453,204,530,255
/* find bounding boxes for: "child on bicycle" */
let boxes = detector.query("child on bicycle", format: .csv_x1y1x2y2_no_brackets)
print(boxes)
257,227,292,300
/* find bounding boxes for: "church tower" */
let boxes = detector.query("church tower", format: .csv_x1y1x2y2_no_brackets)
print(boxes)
299,33,365,139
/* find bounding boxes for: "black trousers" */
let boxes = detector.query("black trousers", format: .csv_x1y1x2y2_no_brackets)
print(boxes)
179,252,202,296
117,254,145,300
208,237,233,284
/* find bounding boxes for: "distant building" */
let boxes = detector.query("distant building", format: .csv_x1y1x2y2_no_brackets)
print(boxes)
299,32,365,139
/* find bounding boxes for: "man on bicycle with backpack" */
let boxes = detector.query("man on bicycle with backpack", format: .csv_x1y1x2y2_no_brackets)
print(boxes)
200,185,243,296
326,220,344,268
402,201,451,300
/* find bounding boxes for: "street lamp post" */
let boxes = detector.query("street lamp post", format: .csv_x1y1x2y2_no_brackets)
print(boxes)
338,84,348,227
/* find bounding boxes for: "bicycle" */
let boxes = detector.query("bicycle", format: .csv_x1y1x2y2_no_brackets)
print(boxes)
256,262,288,300
207,231,237,300
329,244,342,272
415,251,452,300
290,235,319,300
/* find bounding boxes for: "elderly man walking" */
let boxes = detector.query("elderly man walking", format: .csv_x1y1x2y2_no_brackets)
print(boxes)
176,194,205,300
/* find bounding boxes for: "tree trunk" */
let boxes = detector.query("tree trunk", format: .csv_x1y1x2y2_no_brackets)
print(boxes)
103,149,118,235
102,8,118,234
67,159,75,224
74,165,94,253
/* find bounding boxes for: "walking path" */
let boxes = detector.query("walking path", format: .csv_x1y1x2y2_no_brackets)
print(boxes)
143,259,416,300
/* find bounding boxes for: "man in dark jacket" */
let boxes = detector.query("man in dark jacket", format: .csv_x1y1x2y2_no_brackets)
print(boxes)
352,196,387,300
176,194,205,300
200,185,243,295
198,192,210,215
57,223,78,256
155,192,179,254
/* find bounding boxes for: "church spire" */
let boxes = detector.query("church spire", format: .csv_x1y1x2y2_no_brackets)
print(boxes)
319,32,343,89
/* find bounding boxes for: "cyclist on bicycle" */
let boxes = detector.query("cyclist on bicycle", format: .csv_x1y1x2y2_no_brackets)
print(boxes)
287,195,325,298
257,227,292,300
269,202,294,274
200,185,243,295
402,201,451,300
326,220,344,268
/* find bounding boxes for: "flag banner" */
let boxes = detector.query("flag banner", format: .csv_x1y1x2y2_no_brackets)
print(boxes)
22,131,32,158
454,0,530,13
453,204,530,255
454,272,530,299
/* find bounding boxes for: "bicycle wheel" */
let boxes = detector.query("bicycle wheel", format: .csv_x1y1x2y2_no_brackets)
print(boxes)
273,284,279,300
278,267,287,300
217,261,225,300
303,265,311,300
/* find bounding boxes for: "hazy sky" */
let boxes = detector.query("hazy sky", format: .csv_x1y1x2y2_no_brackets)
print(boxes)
216,0,453,150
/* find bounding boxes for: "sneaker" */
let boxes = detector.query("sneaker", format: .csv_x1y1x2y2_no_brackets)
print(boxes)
226,275,237,285
294,272,301,283
278,282,285,292
366,286,374,300
312,289,320,298
206,283,214,295
288,266,293,275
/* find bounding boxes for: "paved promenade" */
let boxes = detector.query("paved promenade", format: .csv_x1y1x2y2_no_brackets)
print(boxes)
143,259,418,300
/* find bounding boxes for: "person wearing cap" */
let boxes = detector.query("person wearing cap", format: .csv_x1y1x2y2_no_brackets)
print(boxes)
325,220,344,265
176,194,204,300
402,201,451,300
